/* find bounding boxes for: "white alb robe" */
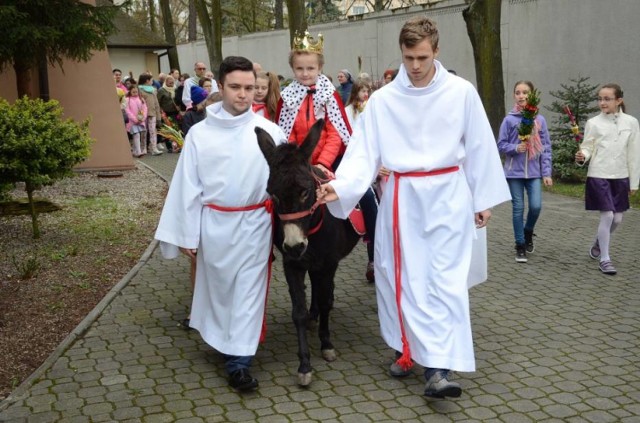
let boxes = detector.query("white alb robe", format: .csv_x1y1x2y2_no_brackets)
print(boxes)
327,62,511,372
155,102,285,356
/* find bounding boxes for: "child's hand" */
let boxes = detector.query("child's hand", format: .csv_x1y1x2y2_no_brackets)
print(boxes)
314,164,334,179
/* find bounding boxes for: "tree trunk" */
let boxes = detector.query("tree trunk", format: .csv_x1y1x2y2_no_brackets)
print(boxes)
274,0,284,29
14,58,33,99
188,0,197,42
148,0,157,33
38,52,50,101
463,0,504,137
210,0,222,73
286,0,307,48
25,183,40,239
194,0,223,74
159,0,180,70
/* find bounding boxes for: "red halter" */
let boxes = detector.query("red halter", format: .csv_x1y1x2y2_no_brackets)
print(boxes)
276,168,333,235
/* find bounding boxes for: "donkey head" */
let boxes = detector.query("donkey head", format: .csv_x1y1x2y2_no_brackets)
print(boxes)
255,119,326,258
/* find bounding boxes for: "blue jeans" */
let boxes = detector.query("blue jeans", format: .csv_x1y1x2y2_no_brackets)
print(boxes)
507,178,542,245
222,354,253,374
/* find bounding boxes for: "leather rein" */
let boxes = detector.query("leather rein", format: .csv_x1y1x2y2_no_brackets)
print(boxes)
276,169,333,235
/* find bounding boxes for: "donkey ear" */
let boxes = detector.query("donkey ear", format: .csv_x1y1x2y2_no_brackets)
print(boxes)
255,126,276,163
300,118,325,160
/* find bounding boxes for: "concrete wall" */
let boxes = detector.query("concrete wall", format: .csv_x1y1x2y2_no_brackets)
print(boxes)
162,0,640,115
108,48,161,81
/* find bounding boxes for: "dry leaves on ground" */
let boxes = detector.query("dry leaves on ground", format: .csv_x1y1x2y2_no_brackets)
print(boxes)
0,164,166,400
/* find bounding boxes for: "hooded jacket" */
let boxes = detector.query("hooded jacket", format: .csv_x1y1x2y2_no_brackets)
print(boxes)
497,111,552,179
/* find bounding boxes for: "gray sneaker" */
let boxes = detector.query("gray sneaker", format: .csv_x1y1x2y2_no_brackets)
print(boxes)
424,370,462,398
599,260,617,275
589,240,601,260
389,360,413,377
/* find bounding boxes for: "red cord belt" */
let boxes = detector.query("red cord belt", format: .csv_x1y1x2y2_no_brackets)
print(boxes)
205,199,274,342
391,166,460,370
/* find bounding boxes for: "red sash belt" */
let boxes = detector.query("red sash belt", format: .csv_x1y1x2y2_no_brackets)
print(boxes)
205,199,274,343
391,166,460,370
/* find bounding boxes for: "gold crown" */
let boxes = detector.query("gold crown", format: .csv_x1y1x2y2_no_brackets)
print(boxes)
293,31,324,54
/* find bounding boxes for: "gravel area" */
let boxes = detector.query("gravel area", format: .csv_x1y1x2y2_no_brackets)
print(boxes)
0,163,166,400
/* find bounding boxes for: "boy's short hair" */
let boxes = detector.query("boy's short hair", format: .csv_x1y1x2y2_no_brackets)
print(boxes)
138,73,153,85
218,56,255,85
288,51,325,68
399,16,439,50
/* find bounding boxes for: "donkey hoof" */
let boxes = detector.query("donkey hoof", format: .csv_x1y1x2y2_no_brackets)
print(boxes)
322,348,337,362
297,372,313,386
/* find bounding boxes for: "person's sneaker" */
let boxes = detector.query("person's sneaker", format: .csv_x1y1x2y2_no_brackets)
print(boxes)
389,360,414,377
365,261,375,283
515,244,527,263
589,240,601,260
524,230,535,253
389,351,414,377
152,149,164,156
228,368,258,391
424,369,462,399
599,260,617,275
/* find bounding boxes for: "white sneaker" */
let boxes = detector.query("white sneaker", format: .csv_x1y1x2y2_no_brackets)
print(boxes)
152,149,164,156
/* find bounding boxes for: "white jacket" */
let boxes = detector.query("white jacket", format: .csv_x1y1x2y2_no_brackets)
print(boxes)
579,111,640,189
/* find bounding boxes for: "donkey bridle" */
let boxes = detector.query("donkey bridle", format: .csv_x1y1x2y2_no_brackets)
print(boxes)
276,168,333,235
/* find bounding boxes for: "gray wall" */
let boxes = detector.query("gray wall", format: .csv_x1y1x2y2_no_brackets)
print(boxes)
162,0,640,115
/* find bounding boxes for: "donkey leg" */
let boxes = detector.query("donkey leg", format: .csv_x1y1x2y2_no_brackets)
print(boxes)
309,266,338,362
284,266,313,386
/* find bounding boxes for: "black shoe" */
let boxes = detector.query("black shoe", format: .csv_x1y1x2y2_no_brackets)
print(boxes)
365,261,375,283
515,244,527,263
228,369,258,391
178,318,193,331
524,230,535,253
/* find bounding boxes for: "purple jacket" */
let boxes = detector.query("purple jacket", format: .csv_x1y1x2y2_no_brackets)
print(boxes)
497,111,552,179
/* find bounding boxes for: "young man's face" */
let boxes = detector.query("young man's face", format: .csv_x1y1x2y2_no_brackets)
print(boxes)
401,38,439,88
113,71,122,83
219,70,255,116
292,53,321,87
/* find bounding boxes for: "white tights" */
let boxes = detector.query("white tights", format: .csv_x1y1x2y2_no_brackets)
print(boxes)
595,211,623,261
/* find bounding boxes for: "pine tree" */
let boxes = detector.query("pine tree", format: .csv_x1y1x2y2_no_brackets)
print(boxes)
544,76,600,182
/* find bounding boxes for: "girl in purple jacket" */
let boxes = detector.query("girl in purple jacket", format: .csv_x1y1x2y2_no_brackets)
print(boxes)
497,81,553,263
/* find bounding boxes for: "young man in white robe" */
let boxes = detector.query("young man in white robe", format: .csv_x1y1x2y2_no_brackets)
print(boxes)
317,16,511,399
155,56,286,392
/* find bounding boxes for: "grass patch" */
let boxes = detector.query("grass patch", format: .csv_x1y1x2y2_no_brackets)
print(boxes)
545,181,640,208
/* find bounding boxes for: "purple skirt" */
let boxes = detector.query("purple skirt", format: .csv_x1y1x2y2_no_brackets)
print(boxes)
585,177,630,212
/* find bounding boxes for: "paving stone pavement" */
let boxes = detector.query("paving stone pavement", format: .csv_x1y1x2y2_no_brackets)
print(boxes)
1,152,639,423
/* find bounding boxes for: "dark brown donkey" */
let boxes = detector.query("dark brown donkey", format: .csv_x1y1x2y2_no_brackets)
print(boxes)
255,119,360,386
